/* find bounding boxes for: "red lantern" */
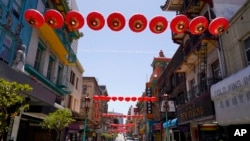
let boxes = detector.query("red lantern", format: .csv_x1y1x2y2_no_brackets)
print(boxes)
143,96,150,102
100,95,105,101
129,14,147,33
208,17,229,36
131,97,137,101
137,97,144,101
65,10,84,30
87,11,105,31
189,16,208,35
44,9,64,28
150,97,157,102
170,14,189,33
149,16,168,34
24,9,44,28
111,96,117,101
93,95,99,100
118,96,124,101
109,114,113,118
125,97,131,102
107,12,126,31
105,96,111,101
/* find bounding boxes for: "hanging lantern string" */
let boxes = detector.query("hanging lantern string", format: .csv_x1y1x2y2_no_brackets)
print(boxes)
93,95,157,102
109,123,136,127
24,9,229,35
102,113,144,118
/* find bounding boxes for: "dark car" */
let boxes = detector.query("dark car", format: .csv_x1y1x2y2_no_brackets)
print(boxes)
126,137,134,141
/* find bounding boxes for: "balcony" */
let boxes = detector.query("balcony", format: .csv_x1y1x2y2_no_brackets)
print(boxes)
177,92,215,124
187,77,221,102
0,61,56,105
49,0,82,39
179,0,206,18
25,64,71,96
176,32,218,73
161,0,184,11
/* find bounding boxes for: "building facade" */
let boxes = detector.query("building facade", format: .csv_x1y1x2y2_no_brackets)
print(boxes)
145,50,171,141
160,0,249,141
211,0,250,140
0,0,84,141
81,76,107,141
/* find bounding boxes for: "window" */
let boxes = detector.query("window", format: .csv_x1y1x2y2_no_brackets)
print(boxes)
56,64,64,85
244,36,250,65
34,41,45,71
70,70,75,85
75,77,78,89
189,79,196,100
190,79,195,89
12,0,23,19
170,75,175,88
82,85,87,94
211,60,221,78
47,56,55,80
0,34,12,63
34,48,42,71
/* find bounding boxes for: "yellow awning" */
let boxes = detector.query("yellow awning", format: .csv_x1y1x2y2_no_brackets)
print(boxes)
38,23,69,65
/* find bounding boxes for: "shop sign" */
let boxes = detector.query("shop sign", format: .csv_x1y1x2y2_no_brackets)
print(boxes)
146,86,152,115
153,122,162,131
94,101,100,121
211,66,250,125
177,93,214,124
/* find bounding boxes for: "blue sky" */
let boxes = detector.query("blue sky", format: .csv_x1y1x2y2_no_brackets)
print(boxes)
75,0,178,115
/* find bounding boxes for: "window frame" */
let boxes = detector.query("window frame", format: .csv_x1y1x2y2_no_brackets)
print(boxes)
12,0,23,19
56,63,64,85
47,55,55,80
243,36,250,65
34,41,46,71
211,60,221,79
70,70,75,85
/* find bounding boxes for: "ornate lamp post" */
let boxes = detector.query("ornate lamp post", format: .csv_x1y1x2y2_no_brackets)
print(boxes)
163,94,169,141
82,95,91,141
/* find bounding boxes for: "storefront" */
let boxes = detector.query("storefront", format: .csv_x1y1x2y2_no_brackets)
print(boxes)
66,122,83,141
177,93,216,141
211,65,250,140
163,118,180,141
152,121,162,141
0,61,58,141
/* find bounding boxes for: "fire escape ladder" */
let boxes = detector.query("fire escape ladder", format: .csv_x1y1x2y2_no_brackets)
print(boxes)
197,43,208,95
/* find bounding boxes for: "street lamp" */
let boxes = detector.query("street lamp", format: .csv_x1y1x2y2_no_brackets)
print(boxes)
163,94,169,141
82,95,91,141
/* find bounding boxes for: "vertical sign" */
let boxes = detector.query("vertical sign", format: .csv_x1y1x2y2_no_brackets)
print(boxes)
146,82,152,118
94,101,100,121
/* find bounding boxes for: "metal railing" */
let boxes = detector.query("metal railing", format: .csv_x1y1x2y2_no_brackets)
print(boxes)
187,77,221,101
